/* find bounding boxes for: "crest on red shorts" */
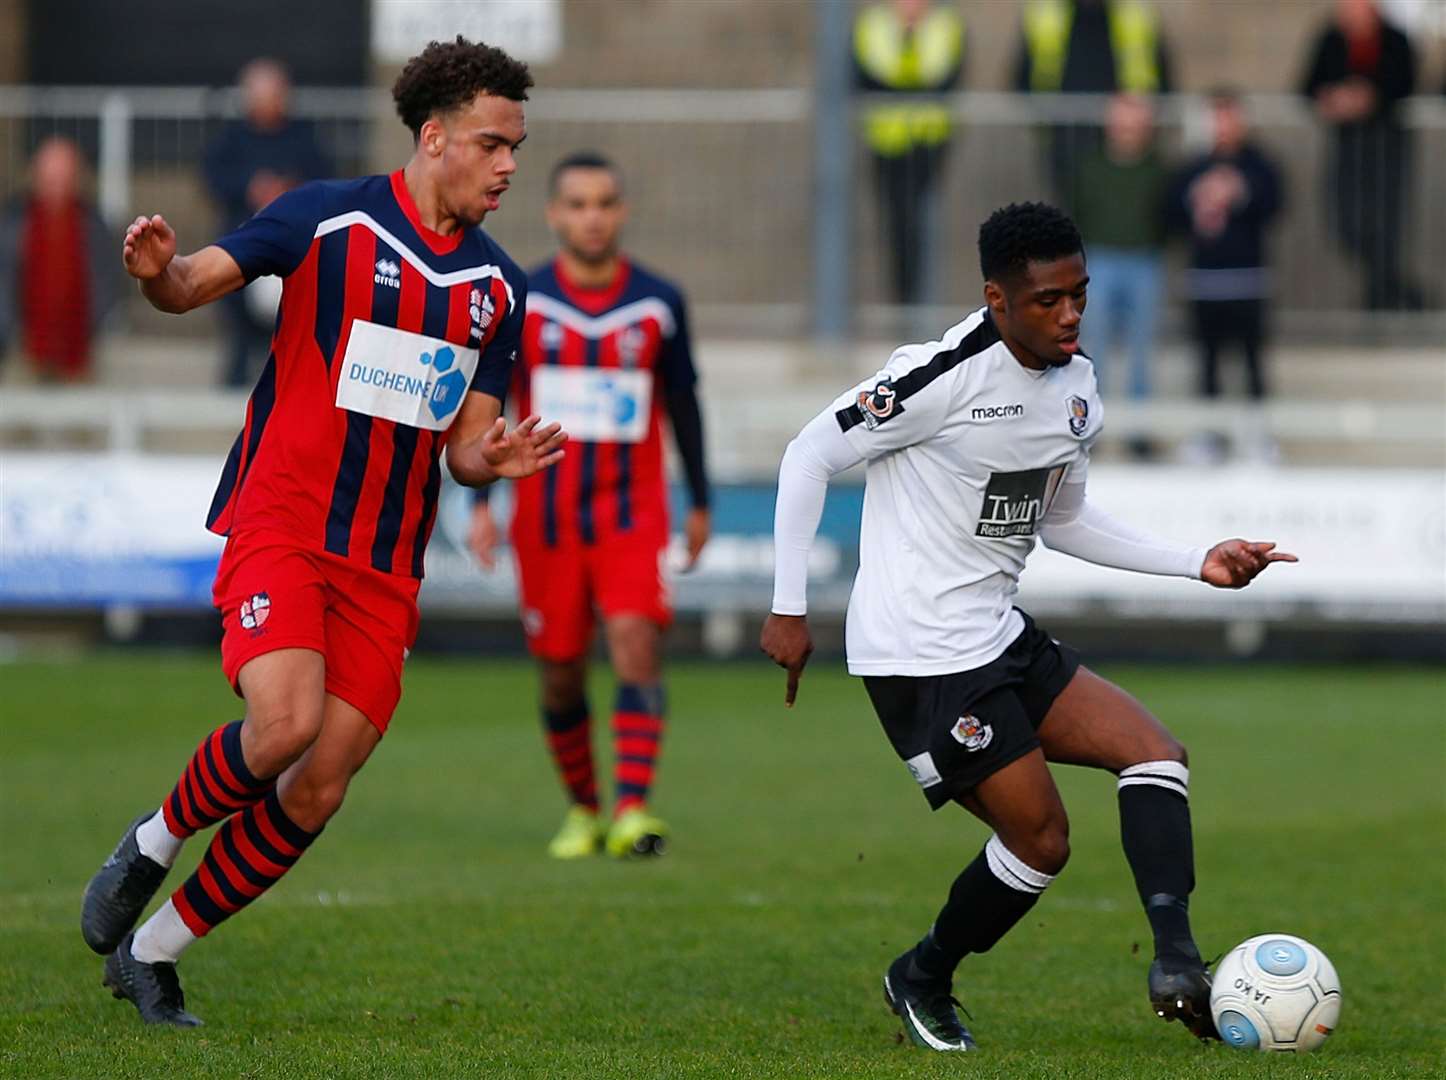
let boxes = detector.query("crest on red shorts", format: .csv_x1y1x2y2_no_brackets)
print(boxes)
239,593,271,634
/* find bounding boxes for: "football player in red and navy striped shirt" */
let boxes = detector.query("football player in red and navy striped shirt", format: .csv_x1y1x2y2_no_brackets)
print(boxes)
81,39,566,1027
469,153,710,859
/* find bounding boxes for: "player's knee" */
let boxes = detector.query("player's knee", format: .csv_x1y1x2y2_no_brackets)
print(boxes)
1144,734,1188,768
282,774,349,832
245,700,324,770
539,660,587,712
1005,813,1070,876
1032,822,1071,876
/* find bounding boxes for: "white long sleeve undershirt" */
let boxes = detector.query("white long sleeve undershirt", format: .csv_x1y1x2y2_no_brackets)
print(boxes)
770,412,1206,617
770,411,863,616
1037,481,1208,580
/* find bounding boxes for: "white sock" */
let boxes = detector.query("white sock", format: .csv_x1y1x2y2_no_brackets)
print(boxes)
130,899,197,964
135,809,184,869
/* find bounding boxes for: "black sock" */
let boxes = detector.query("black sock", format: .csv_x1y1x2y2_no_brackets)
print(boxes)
1118,760,1200,965
908,835,1055,982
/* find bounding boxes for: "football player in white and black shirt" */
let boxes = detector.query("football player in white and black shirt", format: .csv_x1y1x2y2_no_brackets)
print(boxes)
762,203,1294,1052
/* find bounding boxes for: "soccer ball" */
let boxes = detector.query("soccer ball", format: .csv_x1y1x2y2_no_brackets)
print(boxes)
1210,933,1341,1052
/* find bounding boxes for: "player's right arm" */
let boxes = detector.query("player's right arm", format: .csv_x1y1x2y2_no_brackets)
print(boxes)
763,351,951,704
128,183,331,315
121,214,245,314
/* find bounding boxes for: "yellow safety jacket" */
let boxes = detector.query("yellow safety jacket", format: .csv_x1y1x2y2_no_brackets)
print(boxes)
1023,0,1160,94
854,4,964,157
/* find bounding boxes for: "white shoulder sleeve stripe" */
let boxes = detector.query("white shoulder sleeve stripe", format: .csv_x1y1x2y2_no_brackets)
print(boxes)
313,211,516,311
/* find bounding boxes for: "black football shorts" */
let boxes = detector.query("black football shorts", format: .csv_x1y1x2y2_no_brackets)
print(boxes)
862,611,1080,810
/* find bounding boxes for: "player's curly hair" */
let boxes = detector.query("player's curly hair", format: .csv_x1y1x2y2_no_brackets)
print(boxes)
978,202,1084,285
392,36,533,139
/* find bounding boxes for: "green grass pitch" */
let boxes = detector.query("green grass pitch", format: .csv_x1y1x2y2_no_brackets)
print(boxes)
2,653,1443,1078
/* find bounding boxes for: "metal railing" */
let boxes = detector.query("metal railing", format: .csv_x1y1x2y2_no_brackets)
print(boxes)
1,85,1443,340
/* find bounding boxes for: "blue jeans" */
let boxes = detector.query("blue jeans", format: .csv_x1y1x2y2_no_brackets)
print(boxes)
1083,248,1163,400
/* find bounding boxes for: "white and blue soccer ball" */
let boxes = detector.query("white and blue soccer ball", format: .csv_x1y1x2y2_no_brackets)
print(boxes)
1210,933,1341,1052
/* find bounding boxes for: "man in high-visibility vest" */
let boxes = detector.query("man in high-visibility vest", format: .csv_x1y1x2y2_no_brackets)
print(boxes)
1011,0,1173,210
854,0,964,304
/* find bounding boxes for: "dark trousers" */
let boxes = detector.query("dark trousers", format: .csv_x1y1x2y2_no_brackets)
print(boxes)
218,289,274,389
1192,299,1266,400
1328,124,1421,311
872,144,947,305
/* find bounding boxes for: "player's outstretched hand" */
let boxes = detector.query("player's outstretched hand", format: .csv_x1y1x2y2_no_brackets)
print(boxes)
468,501,499,571
760,613,813,707
681,508,711,572
121,214,177,280
480,415,567,479
1201,539,1297,589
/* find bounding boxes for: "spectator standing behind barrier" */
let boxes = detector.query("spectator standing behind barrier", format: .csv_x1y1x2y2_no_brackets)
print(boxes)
853,0,963,305
202,59,330,387
1072,94,1165,419
0,137,116,383
1012,0,1171,212
1301,0,1421,311
1166,91,1282,463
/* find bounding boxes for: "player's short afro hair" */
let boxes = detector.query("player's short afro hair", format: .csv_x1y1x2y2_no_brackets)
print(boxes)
978,202,1084,285
392,35,533,139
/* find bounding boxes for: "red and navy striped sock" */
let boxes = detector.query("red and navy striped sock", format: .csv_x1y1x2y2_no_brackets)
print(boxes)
171,789,320,938
161,720,272,840
612,684,665,816
543,703,599,812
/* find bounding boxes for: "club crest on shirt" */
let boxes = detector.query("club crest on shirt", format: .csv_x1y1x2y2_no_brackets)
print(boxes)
469,288,496,341
617,325,647,368
951,714,993,752
858,379,898,430
1067,394,1089,437
238,592,271,636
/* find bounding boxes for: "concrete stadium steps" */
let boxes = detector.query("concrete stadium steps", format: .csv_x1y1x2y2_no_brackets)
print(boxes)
2,335,1439,469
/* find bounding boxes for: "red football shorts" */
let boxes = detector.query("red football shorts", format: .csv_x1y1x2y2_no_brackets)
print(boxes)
213,530,421,734
511,528,672,661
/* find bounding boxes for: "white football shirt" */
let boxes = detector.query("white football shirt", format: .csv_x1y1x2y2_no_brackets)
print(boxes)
781,307,1105,676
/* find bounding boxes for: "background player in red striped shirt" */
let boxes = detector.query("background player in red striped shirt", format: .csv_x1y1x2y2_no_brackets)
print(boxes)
80,38,566,1027
469,152,710,859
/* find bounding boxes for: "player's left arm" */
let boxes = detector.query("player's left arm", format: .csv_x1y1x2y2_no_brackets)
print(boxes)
660,289,711,571
446,276,566,488
1038,480,1297,588
446,392,565,488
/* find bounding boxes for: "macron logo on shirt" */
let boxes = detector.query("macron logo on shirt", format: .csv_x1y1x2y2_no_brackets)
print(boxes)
971,403,1025,421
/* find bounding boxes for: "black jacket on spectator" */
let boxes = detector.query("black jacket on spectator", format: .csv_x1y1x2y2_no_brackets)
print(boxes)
202,119,331,230
1166,146,1282,275
1300,17,1419,309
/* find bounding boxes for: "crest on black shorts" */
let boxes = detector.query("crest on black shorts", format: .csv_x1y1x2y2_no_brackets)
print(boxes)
950,714,993,752
1067,394,1089,437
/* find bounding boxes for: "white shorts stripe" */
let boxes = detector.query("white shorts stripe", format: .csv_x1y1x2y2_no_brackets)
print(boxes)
984,834,1055,896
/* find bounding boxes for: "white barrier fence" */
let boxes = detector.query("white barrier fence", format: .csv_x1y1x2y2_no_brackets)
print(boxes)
3,452,1442,627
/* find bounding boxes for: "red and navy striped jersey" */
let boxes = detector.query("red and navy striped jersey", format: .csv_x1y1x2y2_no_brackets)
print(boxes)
510,258,695,547
206,170,525,578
